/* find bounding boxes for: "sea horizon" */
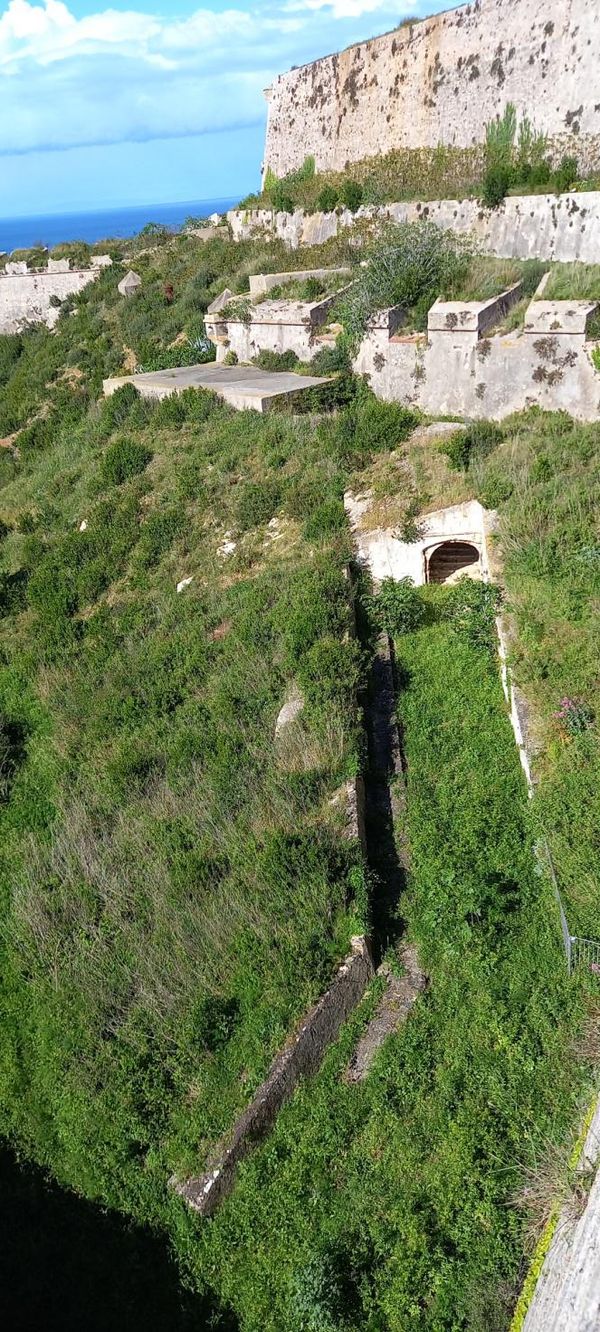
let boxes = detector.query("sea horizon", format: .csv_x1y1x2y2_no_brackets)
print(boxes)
0,196,241,254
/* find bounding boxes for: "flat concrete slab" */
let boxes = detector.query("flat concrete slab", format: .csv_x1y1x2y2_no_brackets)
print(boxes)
103,363,331,413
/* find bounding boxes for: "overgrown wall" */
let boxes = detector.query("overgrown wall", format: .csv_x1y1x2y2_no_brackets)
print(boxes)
228,191,600,262
174,932,374,1216
263,0,600,180
354,318,600,421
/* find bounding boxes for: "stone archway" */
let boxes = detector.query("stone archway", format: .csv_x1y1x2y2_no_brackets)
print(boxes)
426,541,481,584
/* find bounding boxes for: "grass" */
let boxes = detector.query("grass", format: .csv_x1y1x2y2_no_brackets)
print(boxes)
471,413,600,940
240,144,600,216
253,272,352,303
186,585,588,1330
0,224,423,1287
0,382,381,1205
542,263,600,302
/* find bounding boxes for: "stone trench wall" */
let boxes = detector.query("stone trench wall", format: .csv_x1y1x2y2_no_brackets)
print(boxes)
228,191,600,262
263,0,600,179
174,926,374,1216
0,268,102,333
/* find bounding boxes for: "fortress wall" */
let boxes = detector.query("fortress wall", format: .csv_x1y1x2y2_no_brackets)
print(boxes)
228,192,600,263
263,0,600,179
0,269,100,334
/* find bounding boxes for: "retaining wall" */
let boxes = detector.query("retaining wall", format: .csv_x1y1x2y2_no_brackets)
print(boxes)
205,288,342,364
0,264,107,333
263,0,600,179
354,299,600,421
228,192,600,262
174,931,374,1216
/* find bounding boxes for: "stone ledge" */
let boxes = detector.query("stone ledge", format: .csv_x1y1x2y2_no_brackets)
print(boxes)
172,934,374,1216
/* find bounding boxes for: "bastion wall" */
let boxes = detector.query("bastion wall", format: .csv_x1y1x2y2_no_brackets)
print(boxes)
263,0,600,180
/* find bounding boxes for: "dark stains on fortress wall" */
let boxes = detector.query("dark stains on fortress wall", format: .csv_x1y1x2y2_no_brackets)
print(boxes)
263,0,600,180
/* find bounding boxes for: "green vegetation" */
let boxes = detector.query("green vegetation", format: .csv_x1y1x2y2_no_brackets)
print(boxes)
543,262,600,302
334,221,473,347
189,580,587,1329
481,105,592,209
253,271,350,303
240,129,599,217
471,411,600,940
0,217,598,1330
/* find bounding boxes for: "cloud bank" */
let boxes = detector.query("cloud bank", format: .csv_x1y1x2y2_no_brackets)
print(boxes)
0,0,423,155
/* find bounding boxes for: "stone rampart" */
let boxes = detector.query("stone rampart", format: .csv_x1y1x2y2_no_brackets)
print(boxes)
0,261,110,334
354,293,600,421
228,191,600,262
263,0,600,179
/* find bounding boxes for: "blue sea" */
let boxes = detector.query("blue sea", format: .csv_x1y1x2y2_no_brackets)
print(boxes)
0,198,240,253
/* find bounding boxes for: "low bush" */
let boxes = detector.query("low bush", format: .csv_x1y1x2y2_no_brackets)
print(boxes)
441,420,503,472
96,383,141,439
135,504,185,569
316,185,339,212
335,221,472,348
371,576,425,636
303,498,346,540
101,436,152,485
253,349,299,372
340,180,363,212
236,478,282,529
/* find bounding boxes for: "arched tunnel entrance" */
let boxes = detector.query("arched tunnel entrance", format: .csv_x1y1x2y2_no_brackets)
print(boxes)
426,541,481,584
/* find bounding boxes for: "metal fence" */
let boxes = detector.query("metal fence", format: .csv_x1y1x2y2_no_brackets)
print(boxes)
570,936,600,974
536,836,600,976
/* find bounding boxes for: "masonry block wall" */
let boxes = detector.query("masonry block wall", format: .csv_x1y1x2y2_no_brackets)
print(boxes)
263,0,600,180
0,268,102,334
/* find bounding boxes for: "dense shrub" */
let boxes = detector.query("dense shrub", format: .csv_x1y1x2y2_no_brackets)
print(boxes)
371,576,425,636
96,383,141,439
236,479,282,529
135,505,184,569
335,221,472,348
553,154,579,195
253,349,300,372
316,185,339,212
321,396,418,467
444,578,501,652
0,570,29,617
441,420,503,472
101,436,152,485
340,180,363,212
303,499,346,540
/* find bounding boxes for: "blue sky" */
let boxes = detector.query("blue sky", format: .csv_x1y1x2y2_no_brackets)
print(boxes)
0,0,450,217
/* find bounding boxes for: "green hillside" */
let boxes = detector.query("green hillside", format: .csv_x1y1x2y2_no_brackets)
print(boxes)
0,226,598,1329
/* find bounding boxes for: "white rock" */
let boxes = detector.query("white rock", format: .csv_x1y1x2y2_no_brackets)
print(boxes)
176,576,194,593
78,519,88,532
217,531,236,558
275,683,304,737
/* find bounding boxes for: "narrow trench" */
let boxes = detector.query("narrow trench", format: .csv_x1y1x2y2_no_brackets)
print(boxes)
363,632,409,966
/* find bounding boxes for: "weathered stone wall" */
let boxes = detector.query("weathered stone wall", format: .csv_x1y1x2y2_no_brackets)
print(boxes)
174,932,374,1216
263,0,600,180
228,191,600,262
0,267,103,333
205,289,341,364
353,290,600,421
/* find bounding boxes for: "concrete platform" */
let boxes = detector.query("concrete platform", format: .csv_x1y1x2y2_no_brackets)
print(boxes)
103,363,331,413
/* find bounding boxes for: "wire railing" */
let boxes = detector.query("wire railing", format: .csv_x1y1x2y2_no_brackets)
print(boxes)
536,836,600,976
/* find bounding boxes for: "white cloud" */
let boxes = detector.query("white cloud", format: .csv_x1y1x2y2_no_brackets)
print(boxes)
285,0,392,17
0,0,428,155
